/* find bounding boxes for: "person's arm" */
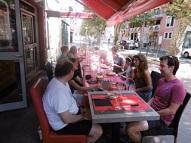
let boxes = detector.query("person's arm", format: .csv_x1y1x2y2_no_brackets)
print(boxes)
75,76,84,85
117,70,127,77
129,67,135,81
147,97,154,105
157,103,180,117
69,80,97,91
59,109,90,124
134,70,152,92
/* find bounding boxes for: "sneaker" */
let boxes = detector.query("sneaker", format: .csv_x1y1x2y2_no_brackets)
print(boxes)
38,127,42,140
120,135,132,143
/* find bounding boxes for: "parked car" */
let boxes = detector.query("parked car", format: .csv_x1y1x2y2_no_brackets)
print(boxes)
181,48,191,58
119,40,136,50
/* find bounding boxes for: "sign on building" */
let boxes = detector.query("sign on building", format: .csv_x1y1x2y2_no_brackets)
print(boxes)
142,33,150,43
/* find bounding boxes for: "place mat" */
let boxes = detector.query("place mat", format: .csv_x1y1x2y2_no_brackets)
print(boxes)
93,99,112,106
92,94,117,111
120,94,152,111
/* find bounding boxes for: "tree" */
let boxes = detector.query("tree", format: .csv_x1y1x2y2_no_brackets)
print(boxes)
128,12,155,28
162,0,191,56
80,8,106,45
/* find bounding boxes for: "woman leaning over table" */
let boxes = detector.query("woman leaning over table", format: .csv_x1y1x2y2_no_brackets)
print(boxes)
68,58,98,106
132,54,152,102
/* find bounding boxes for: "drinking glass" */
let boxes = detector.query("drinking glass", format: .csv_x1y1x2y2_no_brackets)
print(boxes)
110,80,116,90
117,82,124,95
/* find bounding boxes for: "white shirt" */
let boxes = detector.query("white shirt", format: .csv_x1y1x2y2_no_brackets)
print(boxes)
42,78,78,130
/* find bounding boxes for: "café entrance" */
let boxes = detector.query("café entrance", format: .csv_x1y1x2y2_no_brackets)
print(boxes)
0,0,39,111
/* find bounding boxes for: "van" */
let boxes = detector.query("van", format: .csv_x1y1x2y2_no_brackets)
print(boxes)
181,31,191,58
181,48,191,58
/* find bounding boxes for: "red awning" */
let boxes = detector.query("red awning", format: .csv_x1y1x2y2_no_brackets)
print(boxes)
46,10,93,19
76,0,171,26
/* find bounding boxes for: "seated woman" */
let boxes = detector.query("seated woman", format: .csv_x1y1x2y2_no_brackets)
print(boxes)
67,45,83,77
117,56,134,89
69,58,98,106
132,54,152,102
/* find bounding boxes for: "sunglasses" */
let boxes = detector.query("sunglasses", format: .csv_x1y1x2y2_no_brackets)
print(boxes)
166,55,175,66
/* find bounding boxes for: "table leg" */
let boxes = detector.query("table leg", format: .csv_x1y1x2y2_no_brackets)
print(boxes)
111,123,120,143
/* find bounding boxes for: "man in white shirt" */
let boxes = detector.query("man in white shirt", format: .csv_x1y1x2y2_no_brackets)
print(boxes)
43,60,103,143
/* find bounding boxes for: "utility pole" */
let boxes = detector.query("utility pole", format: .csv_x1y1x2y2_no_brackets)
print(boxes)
139,12,146,53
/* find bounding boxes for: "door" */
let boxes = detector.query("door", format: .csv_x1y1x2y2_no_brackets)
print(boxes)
0,0,27,111
21,12,38,78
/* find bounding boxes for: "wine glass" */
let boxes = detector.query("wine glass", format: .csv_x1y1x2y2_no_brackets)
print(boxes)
110,80,116,90
117,82,124,95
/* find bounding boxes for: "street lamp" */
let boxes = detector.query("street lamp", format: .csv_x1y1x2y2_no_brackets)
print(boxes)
139,12,146,53
85,27,87,38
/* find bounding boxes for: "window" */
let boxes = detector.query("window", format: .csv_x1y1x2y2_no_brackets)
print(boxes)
154,8,160,15
164,32,172,39
166,16,175,27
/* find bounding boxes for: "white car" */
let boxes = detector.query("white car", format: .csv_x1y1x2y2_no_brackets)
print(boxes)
181,48,191,58
119,40,136,50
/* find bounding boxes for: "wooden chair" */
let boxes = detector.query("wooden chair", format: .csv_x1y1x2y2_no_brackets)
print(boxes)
30,78,87,143
141,92,191,143
44,62,53,82
150,71,163,96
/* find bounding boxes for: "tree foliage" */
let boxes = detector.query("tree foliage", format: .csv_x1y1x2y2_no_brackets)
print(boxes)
127,12,155,27
162,0,191,56
162,0,191,20
80,8,106,38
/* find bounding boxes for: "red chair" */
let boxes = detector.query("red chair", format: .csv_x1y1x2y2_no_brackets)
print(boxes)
30,78,87,143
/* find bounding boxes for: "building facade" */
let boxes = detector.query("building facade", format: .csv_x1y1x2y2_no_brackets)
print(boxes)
0,0,74,112
121,7,178,52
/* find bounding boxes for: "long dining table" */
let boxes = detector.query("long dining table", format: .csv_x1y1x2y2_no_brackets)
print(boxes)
79,52,159,142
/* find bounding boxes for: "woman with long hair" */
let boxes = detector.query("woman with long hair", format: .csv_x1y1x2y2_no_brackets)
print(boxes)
132,54,152,102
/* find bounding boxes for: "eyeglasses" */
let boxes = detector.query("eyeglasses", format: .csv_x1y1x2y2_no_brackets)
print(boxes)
166,55,175,66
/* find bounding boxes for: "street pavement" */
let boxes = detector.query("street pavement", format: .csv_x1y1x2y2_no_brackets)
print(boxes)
73,41,191,143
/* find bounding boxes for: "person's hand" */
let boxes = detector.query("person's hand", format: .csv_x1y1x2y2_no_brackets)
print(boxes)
94,85,98,89
117,73,122,77
101,59,104,63
82,65,85,70
82,108,92,120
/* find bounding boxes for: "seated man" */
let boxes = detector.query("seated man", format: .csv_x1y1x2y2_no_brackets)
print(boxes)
111,46,124,74
126,55,186,143
42,60,103,143
57,45,69,62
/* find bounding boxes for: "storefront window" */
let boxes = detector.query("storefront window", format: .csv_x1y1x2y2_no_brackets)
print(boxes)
0,60,22,104
0,0,18,52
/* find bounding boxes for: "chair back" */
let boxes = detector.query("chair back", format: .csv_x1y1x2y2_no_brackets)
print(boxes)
169,92,191,137
45,62,53,82
151,71,163,96
30,78,87,143
30,78,50,141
